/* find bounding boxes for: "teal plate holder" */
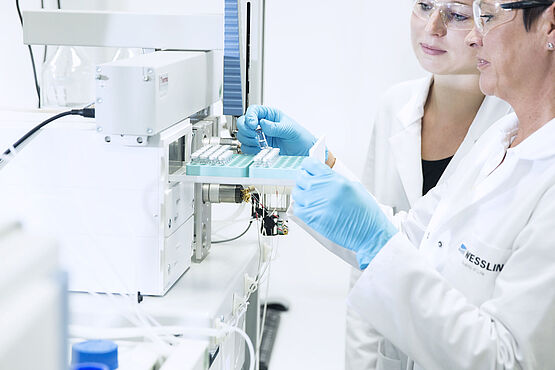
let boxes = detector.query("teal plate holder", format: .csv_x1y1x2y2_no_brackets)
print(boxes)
186,154,254,177
185,154,305,180
249,156,304,180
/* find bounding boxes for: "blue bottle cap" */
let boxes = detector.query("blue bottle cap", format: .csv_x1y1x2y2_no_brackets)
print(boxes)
71,340,118,369
71,363,110,370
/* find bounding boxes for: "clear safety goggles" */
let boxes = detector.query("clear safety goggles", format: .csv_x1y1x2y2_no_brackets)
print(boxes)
473,0,554,35
413,0,475,30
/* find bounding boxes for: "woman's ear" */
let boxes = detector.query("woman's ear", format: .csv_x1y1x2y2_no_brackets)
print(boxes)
545,3,555,50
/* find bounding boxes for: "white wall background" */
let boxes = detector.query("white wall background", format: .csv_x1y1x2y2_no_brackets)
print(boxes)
0,1,424,369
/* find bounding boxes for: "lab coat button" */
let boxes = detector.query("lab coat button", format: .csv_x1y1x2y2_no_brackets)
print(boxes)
438,241,443,248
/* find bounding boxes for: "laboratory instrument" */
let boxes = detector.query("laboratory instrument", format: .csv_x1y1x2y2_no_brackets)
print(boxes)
6,1,272,294
0,2,295,368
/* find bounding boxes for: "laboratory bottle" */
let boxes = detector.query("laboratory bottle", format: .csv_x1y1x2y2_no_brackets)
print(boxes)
111,48,141,62
41,46,95,108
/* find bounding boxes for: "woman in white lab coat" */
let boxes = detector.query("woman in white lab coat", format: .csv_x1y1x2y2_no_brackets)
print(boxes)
346,1,512,367
288,1,555,368
237,1,555,368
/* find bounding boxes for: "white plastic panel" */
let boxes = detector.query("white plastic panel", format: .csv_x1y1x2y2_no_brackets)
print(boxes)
95,51,222,136
23,10,223,50
0,111,194,296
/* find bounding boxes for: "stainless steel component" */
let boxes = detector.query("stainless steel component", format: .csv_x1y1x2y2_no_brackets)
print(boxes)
211,116,221,137
192,183,211,263
202,184,244,204
203,137,240,150
193,183,246,262
189,108,211,124
191,120,215,153
229,116,239,138
194,116,221,137
246,0,266,108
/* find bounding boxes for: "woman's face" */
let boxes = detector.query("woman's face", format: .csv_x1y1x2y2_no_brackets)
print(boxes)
411,0,480,75
465,6,553,100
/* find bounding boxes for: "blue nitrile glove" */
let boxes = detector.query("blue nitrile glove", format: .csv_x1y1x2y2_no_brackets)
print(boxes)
292,157,398,269
236,105,316,155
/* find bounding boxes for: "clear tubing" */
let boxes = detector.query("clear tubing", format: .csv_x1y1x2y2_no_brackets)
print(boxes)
69,325,222,341
223,324,256,370
69,323,255,370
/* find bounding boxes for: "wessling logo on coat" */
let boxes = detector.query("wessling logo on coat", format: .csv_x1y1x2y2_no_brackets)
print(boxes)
459,244,505,272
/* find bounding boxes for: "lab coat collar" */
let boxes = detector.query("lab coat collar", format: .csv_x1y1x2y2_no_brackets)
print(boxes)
464,95,512,145
388,76,432,206
396,75,433,128
439,96,512,182
429,114,555,234
389,123,422,206
426,114,516,233
509,117,555,161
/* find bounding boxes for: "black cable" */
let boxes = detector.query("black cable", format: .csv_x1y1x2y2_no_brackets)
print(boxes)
212,221,253,244
0,108,95,168
15,0,41,108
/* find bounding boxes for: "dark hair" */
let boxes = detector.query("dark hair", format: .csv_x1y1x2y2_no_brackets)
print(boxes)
523,2,553,31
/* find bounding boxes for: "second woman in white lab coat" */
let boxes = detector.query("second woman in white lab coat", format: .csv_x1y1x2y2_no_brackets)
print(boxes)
347,1,512,367
289,1,555,368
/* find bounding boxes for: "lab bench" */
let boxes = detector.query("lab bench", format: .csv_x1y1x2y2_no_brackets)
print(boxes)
68,239,261,370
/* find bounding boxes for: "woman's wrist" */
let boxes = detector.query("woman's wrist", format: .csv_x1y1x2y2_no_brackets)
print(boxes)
326,151,337,168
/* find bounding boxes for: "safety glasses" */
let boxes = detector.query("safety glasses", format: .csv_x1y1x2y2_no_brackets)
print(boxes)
473,0,554,35
413,0,475,30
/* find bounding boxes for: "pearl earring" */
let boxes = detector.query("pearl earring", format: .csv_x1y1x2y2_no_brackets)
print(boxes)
548,42,555,50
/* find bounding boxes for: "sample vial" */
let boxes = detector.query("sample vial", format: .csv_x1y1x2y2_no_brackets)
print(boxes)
217,150,233,165
253,148,271,166
208,146,230,165
256,126,269,149
191,145,212,164
262,148,280,167
199,146,221,164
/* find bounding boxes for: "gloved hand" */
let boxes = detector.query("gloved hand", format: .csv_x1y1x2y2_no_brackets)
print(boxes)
292,158,398,269
236,105,316,155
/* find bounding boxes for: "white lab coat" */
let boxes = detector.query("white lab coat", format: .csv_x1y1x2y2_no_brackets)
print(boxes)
345,76,512,370
348,113,555,369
